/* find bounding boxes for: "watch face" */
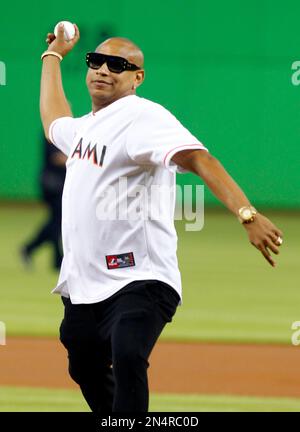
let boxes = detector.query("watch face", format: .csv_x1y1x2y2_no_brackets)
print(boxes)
238,206,256,223
243,209,252,219
243,209,252,218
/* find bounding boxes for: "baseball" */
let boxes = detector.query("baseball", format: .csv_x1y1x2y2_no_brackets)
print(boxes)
54,21,75,42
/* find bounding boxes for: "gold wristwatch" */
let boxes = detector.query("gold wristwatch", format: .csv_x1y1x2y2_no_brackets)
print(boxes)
238,206,257,224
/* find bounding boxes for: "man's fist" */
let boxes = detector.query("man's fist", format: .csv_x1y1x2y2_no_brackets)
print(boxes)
45,23,80,58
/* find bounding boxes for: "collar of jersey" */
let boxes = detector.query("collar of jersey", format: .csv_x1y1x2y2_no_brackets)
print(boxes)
91,94,138,117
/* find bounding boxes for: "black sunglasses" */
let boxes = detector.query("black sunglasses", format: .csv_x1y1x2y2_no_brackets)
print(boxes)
86,52,141,74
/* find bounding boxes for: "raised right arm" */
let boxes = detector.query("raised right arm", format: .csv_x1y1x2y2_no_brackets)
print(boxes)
40,23,80,141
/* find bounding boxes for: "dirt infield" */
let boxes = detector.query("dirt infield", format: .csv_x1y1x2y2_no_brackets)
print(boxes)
1,337,300,397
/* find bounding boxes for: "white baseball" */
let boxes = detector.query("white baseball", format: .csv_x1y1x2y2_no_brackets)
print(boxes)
54,21,75,42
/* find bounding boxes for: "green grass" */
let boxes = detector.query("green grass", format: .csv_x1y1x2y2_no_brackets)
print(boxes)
0,386,300,412
173,210,300,344
0,204,299,343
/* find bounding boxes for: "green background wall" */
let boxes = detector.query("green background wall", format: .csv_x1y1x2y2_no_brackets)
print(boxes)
0,0,299,207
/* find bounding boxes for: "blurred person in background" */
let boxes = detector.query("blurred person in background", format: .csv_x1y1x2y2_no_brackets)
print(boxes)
20,133,66,270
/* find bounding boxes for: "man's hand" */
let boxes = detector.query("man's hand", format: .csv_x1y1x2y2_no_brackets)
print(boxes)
171,149,284,267
243,213,283,267
45,23,80,58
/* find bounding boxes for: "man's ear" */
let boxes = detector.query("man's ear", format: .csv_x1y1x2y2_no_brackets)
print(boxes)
135,70,145,88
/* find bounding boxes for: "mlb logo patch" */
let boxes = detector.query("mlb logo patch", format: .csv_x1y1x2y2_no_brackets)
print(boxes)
106,252,135,269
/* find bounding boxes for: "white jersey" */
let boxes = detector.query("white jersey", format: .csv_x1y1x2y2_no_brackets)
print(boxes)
49,95,208,304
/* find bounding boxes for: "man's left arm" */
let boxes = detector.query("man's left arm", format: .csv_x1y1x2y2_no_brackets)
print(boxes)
171,149,283,267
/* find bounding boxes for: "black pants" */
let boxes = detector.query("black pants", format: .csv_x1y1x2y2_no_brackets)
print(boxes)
59,279,180,413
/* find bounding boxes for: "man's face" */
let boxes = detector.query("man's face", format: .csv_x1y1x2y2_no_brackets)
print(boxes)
86,40,144,107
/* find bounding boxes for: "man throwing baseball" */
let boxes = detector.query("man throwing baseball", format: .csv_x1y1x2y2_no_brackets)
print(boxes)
40,23,283,413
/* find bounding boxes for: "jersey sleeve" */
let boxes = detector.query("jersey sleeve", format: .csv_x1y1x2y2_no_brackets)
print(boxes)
125,103,208,173
48,116,79,156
